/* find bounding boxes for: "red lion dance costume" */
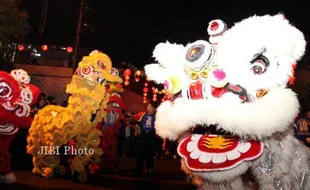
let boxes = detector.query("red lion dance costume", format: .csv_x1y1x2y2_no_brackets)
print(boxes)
98,84,126,171
0,69,40,183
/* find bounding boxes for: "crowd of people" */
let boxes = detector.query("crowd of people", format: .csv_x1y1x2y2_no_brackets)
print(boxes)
116,114,178,160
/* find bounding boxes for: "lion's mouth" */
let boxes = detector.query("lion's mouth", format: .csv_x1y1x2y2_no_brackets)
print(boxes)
190,124,232,137
172,82,265,172
104,101,121,126
178,124,264,172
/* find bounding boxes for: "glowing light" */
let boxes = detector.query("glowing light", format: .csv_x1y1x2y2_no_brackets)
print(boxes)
17,45,24,51
66,46,73,53
143,93,147,96
152,97,157,101
124,80,129,86
124,69,131,76
143,96,147,99
143,87,149,93
143,99,147,104
124,75,130,80
135,70,142,76
135,77,140,82
41,45,48,51
153,94,157,98
144,83,148,86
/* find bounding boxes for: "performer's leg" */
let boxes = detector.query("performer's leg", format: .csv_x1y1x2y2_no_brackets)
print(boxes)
0,134,16,183
135,135,147,176
146,134,156,171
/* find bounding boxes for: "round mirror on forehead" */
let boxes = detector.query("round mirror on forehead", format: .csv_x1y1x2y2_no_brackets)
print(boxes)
185,40,214,69
111,68,119,76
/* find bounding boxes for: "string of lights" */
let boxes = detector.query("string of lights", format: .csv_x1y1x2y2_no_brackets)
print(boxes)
85,7,206,39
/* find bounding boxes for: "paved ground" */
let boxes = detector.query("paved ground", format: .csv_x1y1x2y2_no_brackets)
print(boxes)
1,158,196,190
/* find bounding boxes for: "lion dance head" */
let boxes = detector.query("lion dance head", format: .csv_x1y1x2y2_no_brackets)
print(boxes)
145,14,308,189
66,50,123,124
0,69,40,134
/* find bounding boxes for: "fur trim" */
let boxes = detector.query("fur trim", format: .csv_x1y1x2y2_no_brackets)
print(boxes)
144,41,186,84
216,14,306,94
155,88,299,140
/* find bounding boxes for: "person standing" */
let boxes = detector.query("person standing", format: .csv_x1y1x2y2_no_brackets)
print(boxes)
294,110,310,147
135,101,158,177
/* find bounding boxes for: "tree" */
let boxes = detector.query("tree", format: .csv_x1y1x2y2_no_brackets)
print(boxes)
0,0,29,71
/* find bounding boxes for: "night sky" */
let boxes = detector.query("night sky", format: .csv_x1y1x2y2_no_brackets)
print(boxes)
21,0,310,68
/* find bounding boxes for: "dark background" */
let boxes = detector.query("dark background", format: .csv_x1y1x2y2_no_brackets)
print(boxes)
20,0,310,68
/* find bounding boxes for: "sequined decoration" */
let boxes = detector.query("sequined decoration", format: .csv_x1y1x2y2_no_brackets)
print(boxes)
273,133,285,150
273,180,283,190
276,140,285,150
295,151,302,163
299,169,309,189
258,149,274,173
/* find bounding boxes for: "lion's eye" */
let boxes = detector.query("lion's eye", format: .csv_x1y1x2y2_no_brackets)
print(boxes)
251,55,269,75
97,60,106,69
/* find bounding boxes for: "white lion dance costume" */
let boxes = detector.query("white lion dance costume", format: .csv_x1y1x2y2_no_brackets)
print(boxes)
145,14,310,190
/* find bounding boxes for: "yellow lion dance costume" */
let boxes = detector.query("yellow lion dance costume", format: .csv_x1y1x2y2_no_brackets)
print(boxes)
26,50,122,182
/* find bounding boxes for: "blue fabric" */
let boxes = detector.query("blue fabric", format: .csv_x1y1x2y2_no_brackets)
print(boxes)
141,114,156,132
294,117,310,146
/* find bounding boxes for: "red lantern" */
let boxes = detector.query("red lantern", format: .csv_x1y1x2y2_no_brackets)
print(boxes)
143,87,149,93
153,94,157,98
124,69,131,76
17,45,24,51
143,96,147,100
152,97,157,101
124,80,129,86
143,99,147,104
143,93,147,96
135,78,140,82
66,46,73,53
41,45,48,51
135,70,142,76
124,76,130,80
144,83,148,86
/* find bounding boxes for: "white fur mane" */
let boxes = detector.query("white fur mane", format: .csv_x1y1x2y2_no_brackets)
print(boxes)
156,88,299,140
144,41,185,84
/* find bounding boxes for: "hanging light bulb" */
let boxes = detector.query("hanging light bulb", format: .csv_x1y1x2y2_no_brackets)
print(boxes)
41,45,48,51
17,45,24,51
135,70,142,76
66,46,73,53
124,69,131,76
